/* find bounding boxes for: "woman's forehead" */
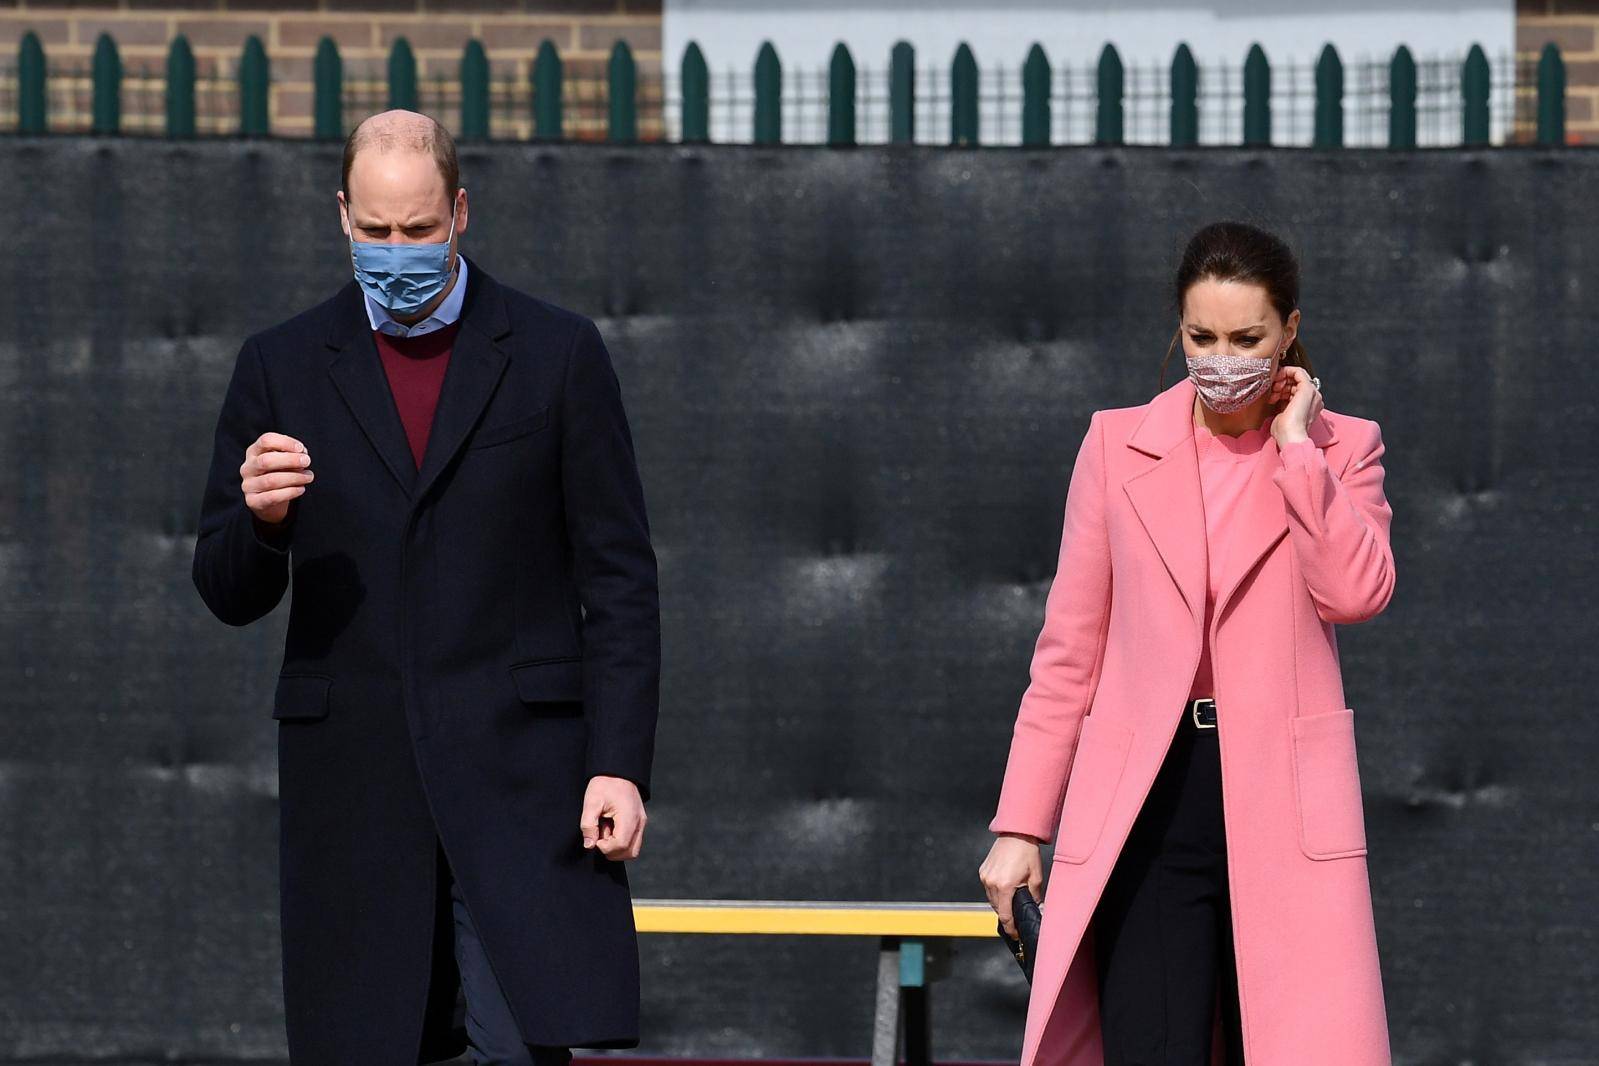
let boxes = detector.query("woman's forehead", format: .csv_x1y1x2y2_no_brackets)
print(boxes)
1182,277,1275,327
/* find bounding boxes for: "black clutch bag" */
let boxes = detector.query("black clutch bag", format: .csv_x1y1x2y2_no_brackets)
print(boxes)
997,885,1043,983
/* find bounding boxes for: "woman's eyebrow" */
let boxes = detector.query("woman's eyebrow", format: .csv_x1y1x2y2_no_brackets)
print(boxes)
1187,324,1265,334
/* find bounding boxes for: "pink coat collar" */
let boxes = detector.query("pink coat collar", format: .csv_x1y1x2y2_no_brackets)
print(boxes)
1128,376,1338,459
1121,376,1335,630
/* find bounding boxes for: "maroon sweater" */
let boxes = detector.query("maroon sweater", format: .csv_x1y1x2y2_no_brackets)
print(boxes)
373,321,461,469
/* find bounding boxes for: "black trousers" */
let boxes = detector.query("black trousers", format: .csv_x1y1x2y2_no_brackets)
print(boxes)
1089,706,1246,1066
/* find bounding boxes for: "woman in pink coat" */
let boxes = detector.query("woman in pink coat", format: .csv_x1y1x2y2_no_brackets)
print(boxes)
979,221,1394,1066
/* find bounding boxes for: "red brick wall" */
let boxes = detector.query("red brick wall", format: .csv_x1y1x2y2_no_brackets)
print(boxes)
1520,0,1599,143
0,0,662,138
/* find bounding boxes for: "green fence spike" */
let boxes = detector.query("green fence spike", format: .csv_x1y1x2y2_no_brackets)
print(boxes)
1022,43,1050,147
389,37,417,111
1314,43,1343,148
313,37,342,141
239,34,269,137
889,41,914,145
1537,42,1565,146
532,39,562,141
1096,43,1123,145
1243,42,1269,146
1462,43,1489,147
18,31,47,135
828,42,855,146
754,41,781,145
951,42,978,146
1389,45,1416,149
91,32,121,135
460,39,489,140
165,35,196,138
681,41,709,143
608,40,637,142
1171,43,1197,147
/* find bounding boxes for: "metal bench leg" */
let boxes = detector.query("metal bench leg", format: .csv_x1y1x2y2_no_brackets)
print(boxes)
872,936,901,1066
901,938,930,1066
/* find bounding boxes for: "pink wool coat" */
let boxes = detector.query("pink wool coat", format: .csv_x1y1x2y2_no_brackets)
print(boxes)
990,376,1395,1066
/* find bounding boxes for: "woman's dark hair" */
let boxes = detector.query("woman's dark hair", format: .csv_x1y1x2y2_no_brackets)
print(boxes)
1158,220,1314,389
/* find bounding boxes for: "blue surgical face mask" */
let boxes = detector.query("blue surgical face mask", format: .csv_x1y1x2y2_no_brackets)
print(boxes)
347,200,458,317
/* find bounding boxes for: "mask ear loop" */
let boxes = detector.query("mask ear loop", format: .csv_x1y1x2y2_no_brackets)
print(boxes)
344,198,360,275
1266,337,1289,415
444,197,461,278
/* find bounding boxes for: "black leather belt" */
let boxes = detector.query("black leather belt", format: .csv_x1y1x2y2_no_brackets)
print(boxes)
1187,697,1217,729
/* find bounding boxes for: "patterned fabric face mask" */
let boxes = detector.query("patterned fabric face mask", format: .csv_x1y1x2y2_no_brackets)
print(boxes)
1185,345,1280,413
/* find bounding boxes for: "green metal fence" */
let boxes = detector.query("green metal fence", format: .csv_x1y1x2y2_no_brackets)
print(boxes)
664,45,1540,148
0,33,1568,148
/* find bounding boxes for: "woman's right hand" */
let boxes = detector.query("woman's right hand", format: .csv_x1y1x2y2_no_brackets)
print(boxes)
980,832,1045,938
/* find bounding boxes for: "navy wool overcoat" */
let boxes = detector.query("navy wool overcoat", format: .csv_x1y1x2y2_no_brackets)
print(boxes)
192,255,661,1064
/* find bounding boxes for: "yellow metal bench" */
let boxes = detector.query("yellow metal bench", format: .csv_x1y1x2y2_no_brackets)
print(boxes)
633,900,1001,1066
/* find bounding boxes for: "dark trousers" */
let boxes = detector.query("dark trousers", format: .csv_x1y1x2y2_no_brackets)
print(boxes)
438,843,573,1066
1089,706,1246,1066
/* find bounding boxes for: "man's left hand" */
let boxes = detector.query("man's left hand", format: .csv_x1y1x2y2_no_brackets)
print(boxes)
580,775,647,860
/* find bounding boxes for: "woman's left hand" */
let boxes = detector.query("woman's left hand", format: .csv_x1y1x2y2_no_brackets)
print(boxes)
1268,365,1323,446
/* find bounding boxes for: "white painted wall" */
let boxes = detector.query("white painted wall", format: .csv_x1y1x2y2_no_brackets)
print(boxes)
662,0,1516,145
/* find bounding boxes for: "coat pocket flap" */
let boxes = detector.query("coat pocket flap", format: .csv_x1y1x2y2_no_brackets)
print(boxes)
509,657,584,703
471,406,550,449
273,673,332,720
1290,707,1369,859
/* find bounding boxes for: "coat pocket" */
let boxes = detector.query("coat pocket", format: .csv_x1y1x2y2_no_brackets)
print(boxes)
1053,715,1135,865
509,656,584,712
273,673,332,721
470,406,549,450
1290,707,1369,859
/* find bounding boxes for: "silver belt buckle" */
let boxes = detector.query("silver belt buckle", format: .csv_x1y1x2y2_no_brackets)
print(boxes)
1190,698,1217,729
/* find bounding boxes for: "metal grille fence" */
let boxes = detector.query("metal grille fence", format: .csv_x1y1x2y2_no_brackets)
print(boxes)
0,46,1542,147
660,51,1529,147
0,57,248,137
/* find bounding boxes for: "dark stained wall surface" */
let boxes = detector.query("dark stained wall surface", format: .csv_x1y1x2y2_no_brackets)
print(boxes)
0,140,1595,1062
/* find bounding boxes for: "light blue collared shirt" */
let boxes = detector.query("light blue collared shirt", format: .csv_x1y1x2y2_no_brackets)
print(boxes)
363,253,469,338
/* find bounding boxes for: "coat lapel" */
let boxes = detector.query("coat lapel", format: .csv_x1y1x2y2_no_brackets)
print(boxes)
412,258,511,504
323,255,512,507
1211,397,1336,626
1123,378,1208,625
1121,376,1337,629
326,282,419,499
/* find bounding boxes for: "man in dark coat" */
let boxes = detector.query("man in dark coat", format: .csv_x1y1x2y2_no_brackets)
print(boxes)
191,110,661,1065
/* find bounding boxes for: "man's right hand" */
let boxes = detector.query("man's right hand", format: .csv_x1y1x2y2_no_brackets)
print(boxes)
242,432,314,525
980,832,1045,938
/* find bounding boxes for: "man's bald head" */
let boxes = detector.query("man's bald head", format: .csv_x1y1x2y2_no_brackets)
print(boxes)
341,109,458,203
